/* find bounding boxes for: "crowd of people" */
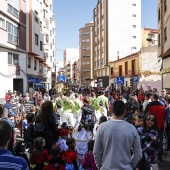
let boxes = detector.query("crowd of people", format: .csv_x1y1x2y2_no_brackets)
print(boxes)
0,85,170,170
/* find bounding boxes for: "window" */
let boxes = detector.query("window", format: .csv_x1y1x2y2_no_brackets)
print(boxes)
50,43,52,49
53,51,55,57
46,34,49,43
53,39,54,45
7,4,19,18
50,5,52,11
50,56,52,62
164,27,167,42
40,22,42,31
158,8,160,21
158,34,160,46
164,0,167,14
111,67,113,74
0,17,5,30
34,60,37,70
8,53,19,65
132,60,136,75
132,14,136,17
133,36,136,39
39,64,43,72
28,57,31,68
35,34,39,45
119,66,122,76
125,62,128,75
40,41,43,51
50,17,52,24
132,25,136,28
132,3,136,6
43,9,45,18
50,30,52,37
7,22,19,45
35,11,39,23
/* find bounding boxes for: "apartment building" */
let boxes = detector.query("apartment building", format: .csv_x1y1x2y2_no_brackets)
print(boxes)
158,0,170,89
63,48,79,85
79,23,94,86
142,27,158,47
0,0,27,102
26,0,56,90
93,0,141,87
109,52,140,89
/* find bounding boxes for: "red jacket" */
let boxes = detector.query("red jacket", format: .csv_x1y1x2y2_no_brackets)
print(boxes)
145,101,166,131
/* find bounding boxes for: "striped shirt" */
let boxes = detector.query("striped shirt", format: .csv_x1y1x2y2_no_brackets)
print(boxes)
0,148,29,170
24,101,33,113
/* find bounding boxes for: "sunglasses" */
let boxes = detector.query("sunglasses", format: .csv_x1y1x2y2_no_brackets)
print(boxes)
146,118,155,122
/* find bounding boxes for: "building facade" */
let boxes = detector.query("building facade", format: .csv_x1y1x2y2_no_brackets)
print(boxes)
93,0,141,87
109,52,141,89
158,0,170,89
79,23,94,86
63,48,79,85
0,0,27,102
26,0,56,90
142,27,158,47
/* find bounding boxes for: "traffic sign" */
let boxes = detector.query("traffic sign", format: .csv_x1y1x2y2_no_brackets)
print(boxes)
133,76,139,83
116,76,124,85
58,75,66,82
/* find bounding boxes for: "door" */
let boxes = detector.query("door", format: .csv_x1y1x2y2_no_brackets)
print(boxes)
13,79,23,95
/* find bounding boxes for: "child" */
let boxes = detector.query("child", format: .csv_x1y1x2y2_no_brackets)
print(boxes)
43,145,65,170
81,140,98,170
57,128,69,152
133,113,143,129
14,141,30,168
73,124,91,166
30,137,49,170
65,138,78,170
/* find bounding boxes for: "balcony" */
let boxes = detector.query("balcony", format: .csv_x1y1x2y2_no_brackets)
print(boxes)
8,65,20,76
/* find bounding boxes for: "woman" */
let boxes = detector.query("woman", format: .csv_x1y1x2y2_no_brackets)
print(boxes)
81,97,95,133
34,101,59,152
137,112,158,170
73,124,92,166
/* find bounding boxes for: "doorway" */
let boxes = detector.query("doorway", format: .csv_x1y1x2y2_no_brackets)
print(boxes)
13,79,23,95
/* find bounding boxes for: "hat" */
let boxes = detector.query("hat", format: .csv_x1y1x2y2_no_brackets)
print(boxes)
161,89,166,92
83,96,90,105
59,129,68,137
66,138,75,146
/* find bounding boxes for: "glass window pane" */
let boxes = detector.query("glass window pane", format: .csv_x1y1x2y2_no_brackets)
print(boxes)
13,8,19,18
8,53,12,64
7,22,12,33
13,54,19,65
13,26,18,36
8,33,13,43
13,36,18,45
8,4,12,13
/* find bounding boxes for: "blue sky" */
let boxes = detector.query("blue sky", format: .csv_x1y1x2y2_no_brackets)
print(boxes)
53,0,157,64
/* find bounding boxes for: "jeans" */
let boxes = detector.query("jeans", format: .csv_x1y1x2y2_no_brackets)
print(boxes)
157,131,164,160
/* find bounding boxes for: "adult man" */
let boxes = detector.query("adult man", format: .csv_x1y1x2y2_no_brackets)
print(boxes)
0,119,29,170
72,93,82,129
93,100,142,170
3,98,13,118
61,92,75,126
144,93,166,161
